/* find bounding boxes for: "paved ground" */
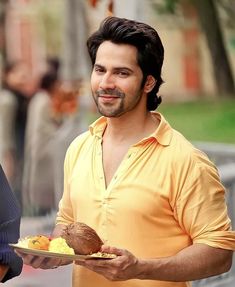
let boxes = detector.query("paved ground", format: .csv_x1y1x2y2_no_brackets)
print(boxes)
5,215,73,287
4,264,72,287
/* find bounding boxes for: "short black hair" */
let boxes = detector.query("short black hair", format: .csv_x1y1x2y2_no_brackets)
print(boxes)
87,16,164,110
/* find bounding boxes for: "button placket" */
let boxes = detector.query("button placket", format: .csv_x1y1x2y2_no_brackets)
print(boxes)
96,140,106,189
100,197,109,241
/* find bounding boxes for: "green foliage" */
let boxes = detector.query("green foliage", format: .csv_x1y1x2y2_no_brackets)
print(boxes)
153,0,235,31
86,98,235,144
217,0,235,30
230,36,235,49
158,98,235,143
151,0,180,14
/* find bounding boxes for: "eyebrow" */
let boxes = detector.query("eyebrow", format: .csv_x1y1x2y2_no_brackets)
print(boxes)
94,64,134,73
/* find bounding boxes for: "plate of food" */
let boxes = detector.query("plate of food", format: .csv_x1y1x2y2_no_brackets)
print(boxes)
10,222,116,260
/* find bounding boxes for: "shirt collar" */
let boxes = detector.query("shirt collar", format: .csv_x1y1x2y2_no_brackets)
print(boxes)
89,112,173,146
89,117,107,138
150,112,173,146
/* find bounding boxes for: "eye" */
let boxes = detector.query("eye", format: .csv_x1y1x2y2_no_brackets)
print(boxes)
115,70,130,77
94,66,105,74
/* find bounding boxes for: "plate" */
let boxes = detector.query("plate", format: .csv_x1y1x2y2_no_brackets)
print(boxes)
10,243,116,260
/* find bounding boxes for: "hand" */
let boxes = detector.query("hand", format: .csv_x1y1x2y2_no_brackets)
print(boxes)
15,250,72,269
75,245,140,281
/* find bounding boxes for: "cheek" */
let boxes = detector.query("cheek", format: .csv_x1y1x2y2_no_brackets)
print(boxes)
123,82,141,96
90,73,99,92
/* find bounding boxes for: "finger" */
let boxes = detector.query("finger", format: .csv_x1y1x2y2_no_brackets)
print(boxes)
40,258,62,270
84,258,116,269
74,259,86,266
29,256,48,269
15,253,39,266
18,255,54,269
43,258,62,268
101,245,124,256
60,259,73,266
15,250,28,259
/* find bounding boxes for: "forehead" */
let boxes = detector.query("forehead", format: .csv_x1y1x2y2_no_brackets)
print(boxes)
95,41,139,68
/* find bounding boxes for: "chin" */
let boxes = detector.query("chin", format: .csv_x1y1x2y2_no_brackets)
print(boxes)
100,112,125,118
98,105,125,117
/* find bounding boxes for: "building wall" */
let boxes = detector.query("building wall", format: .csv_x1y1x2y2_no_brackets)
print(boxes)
4,0,234,100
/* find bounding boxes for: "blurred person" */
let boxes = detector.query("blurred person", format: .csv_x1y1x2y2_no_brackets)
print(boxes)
46,56,61,77
51,80,87,207
0,60,30,205
51,80,79,117
17,17,235,287
0,164,23,282
22,71,62,216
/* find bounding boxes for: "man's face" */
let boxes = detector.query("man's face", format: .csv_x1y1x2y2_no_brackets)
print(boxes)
91,41,145,117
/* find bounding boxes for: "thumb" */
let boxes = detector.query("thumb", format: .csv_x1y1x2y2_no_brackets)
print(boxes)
101,245,124,256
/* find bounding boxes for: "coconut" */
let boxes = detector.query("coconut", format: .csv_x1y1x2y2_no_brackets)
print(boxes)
62,222,103,255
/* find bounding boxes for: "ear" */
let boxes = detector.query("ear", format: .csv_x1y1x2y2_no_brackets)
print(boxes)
144,75,156,93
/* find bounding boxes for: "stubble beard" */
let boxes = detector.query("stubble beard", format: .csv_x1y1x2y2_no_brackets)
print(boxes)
97,98,125,117
93,89,143,118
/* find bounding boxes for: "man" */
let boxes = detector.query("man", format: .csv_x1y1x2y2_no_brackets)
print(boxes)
22,71,61,216
18,17,235,287
0,165,23,282
0,60,30,205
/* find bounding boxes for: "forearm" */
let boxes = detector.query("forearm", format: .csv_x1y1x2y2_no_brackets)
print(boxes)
137,243,233,282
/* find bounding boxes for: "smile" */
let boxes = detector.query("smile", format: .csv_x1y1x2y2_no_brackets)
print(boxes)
98,96,120,103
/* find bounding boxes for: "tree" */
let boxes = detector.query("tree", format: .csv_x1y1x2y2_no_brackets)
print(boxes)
192,0,235,95
153,0,235,95
61,0,91,81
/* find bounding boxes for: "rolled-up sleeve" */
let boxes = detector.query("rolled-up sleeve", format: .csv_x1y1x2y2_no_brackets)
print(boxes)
175,152,235,250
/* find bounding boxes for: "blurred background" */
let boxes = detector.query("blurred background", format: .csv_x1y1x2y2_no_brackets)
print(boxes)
0,0,235,286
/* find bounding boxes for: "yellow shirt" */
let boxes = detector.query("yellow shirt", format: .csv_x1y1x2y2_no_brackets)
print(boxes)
56,112,235,287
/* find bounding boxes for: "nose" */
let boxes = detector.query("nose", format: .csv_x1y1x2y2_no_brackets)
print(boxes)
99,73,115,90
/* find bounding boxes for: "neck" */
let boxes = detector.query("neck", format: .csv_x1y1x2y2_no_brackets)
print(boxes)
104,111,159,144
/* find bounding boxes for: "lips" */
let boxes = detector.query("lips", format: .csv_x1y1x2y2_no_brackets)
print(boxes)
96,89,124,98
99,95,119,98
98,95,119,103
